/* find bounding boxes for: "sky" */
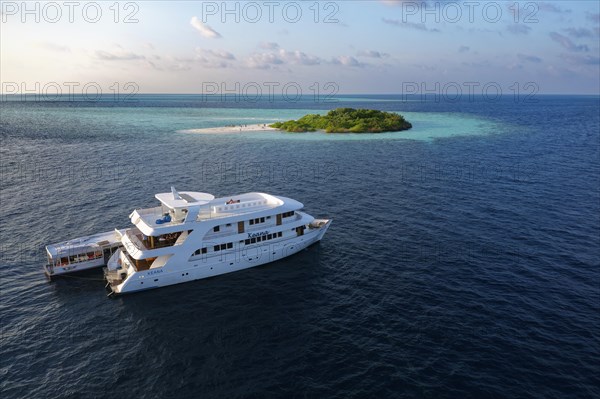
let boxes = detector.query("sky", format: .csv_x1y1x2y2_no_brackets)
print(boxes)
1,0,599,95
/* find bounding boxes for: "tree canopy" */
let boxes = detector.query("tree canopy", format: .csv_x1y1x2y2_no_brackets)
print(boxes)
270,108,412,133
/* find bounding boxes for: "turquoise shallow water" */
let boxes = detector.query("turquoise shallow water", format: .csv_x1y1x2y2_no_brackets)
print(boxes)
179,111,505,142
0,95,599,399
3,104,505,142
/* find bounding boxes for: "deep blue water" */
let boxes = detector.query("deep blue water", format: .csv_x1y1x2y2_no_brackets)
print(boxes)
0,95,599,398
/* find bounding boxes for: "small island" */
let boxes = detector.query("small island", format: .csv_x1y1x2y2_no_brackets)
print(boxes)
270,108,412,133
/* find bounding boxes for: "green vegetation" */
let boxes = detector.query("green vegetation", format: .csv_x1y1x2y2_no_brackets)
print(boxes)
270,108,412,133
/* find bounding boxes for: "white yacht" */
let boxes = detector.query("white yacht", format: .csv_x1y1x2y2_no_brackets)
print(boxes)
104,188,331,295
44,230,123,277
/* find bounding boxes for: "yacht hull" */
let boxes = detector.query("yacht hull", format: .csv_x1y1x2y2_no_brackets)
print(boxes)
109,220,331,296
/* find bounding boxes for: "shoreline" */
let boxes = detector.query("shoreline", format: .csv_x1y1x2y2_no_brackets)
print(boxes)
179,123,278,134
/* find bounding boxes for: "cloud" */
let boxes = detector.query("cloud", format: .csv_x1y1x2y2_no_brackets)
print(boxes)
145,58,192,72
379,0,405,5
197,49,236,60
331,56,365,68
587,13,600,23
357,50,389,58
563,54,600,65
36,42,70,52
411,63,437,72
507,24,531,35
245,48,371,69
259,42,280,50
382,18,440,32
190,16,221,39
279,49,321,66
517,53,542,63
192,49,236,68
458,46,470,53
194,59,230,68
244,48,326,69
507,2,570,20
245,52,284,69
538,2,571,14
461,60,492,68
379,0,453,6
549,32,589,52
94,50,145,61
563,28,595,38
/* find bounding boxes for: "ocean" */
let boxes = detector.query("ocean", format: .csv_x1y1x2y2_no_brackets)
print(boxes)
0,94,599,398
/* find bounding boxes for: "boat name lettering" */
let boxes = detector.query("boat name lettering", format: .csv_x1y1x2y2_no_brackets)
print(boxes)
247,231,269,239
147,269,163,276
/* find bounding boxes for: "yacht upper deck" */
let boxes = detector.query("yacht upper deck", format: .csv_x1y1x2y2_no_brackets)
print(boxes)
130,190,302,235
155,189,214,208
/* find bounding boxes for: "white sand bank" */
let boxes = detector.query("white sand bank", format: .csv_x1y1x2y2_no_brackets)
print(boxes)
180,123,279,134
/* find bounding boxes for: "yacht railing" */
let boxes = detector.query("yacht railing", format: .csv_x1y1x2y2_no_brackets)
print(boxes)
196,204,276,221
134,201,280,226
125,228,144,248
120,250,135,271
135,206,163,216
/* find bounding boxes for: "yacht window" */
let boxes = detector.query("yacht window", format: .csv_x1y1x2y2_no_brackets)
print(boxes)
220,244,227,250
214,226,220,232
214,245,220,251
226,223,231,227
193,248,207,256
227,243,233,249
251,238,256,244
245,239,250,245
260,217,265,223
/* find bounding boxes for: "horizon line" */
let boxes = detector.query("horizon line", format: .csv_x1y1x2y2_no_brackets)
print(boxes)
1,92,599,97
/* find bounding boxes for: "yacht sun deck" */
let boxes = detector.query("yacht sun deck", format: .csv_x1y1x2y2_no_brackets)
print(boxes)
130,191,291,234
